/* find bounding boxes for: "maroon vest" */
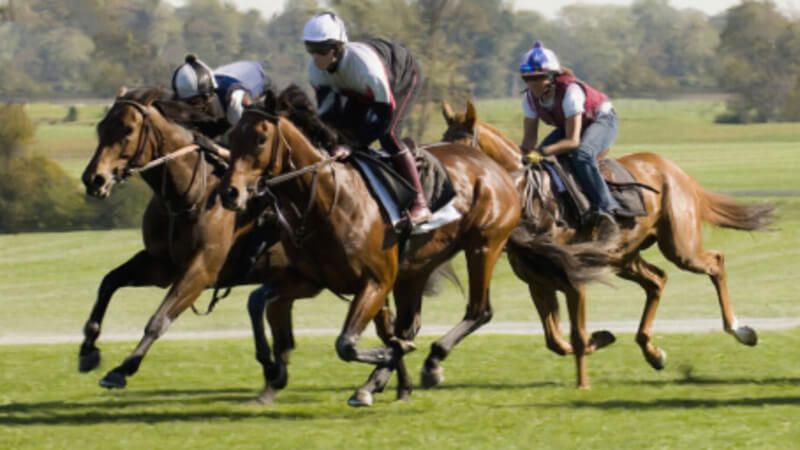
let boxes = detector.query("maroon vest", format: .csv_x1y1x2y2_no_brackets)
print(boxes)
526,74,608,129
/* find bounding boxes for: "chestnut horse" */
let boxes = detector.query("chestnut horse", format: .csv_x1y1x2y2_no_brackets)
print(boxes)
79,87,321,390
218,91,526,406
441,100,775,388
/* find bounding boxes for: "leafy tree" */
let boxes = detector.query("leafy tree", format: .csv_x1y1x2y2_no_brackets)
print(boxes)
0,103,35,165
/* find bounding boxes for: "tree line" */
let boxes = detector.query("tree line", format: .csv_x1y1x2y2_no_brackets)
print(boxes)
1,0,799,123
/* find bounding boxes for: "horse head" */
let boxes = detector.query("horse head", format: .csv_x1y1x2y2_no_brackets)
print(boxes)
220,91,292,212
441,100,523,172
82,87,170,198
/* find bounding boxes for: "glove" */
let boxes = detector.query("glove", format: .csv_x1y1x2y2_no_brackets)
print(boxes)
524,150,544,165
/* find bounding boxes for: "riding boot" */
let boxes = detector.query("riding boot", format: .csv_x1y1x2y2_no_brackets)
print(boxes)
392,150,432,224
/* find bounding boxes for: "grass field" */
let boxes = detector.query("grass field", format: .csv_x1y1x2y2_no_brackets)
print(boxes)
2,97,798,449
1,332,799,449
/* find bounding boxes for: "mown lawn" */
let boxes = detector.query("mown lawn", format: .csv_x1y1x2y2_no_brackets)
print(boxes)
1,332,799,449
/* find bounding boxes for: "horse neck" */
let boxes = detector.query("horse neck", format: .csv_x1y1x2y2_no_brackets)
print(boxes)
140,113,210,210
476,122,523,172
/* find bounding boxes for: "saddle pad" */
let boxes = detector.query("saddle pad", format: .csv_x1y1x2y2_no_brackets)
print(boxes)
351,148,458,229
599,159,648,218
351,151,417,227
542,156,647,220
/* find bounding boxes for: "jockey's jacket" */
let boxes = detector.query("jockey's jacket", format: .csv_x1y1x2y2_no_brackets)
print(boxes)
309,38,419,150
522,73,612,129
213,61,267,125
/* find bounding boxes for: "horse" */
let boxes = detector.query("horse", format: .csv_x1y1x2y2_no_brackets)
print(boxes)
79,87,308,390
81,86,420,400
441,100,775,389
217,87,529,406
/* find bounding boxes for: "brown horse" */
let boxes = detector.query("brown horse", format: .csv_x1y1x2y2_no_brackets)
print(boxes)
218,90,527,406
79,87,313,390
441,100,775,388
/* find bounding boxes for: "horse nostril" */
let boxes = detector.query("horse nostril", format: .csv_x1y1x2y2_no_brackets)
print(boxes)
91,174,106,189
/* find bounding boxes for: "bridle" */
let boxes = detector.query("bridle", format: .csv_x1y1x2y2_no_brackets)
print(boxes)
238,108,343,248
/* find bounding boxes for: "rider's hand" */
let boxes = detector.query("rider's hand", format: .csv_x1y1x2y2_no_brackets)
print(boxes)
524,150,543,165
330,145,351,160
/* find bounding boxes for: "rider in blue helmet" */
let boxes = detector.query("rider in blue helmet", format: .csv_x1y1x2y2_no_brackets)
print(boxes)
519,41,621,241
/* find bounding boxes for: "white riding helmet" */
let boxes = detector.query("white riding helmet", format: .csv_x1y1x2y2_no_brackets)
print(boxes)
302,12,348,43
171,54,218,99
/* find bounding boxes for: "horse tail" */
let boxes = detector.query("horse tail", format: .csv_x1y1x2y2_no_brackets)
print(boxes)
423,261,465,298
697,187,775,231
506,229,610,286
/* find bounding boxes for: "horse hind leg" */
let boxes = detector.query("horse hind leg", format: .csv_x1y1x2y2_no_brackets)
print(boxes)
422,239,505,389
618,255,669,370
79,250,175,373
658,222,757,346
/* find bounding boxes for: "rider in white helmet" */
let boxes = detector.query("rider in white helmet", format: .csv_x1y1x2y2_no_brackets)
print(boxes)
302,12,431,225
519,41,621,241
171,54,269,136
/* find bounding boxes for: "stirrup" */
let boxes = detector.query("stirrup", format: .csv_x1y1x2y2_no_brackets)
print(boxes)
409,206,432,225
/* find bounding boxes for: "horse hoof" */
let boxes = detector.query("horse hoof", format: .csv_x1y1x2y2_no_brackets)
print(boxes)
731,326,758,346
590,330,616,351
98,371,126,389
396,389,411,402
251,386,277,405
647,349,667,370
389,337,417,354
420,365,445,389
347,389,373,407
79,348,101,373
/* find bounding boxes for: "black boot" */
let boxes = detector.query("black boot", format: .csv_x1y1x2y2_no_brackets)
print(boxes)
392,151,432,225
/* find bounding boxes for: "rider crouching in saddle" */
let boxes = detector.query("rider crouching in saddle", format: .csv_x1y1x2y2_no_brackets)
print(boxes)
171,54,269,138
302,12,432,225
518,41,620,241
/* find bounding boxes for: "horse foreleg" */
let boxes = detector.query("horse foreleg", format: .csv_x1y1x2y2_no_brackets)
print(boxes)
253,278,321,405
79,250,175,373
422,242,504,389
98,257,214,389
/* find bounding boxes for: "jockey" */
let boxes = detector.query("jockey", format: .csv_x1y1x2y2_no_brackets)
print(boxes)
518,41,621,240
302,12,432,225
171,54,268,133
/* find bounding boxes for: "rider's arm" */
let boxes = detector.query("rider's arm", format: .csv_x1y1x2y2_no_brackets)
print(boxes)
540,83,584,156
540,113,581,156
520,117,539,152
225,88,251,125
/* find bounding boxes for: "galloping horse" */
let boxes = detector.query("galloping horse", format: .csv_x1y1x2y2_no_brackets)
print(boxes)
80,87,303,389
218,88,527,406
441,100,775,388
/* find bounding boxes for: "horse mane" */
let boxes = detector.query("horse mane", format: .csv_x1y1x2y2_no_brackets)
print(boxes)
275,84,346,149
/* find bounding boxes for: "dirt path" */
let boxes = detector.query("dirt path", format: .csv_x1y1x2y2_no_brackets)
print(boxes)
2,317,798,345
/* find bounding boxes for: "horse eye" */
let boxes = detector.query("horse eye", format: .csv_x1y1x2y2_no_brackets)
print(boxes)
123,126,133,136
257,135,267,145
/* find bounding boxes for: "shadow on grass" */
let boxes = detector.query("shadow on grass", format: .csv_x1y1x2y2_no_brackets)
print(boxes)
532,395,800,410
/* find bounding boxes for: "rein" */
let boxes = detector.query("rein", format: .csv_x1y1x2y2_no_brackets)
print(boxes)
242,108,343,248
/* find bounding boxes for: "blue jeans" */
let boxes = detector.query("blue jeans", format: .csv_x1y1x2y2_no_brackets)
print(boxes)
540,111,620,212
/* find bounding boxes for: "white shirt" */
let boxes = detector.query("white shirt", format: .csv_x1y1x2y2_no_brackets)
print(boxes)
308,42,395,116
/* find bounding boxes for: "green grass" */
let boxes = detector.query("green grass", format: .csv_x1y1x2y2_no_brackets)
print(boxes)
1,332,799,449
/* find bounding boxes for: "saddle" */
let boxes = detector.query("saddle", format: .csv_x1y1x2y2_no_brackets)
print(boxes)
539,155,652,226
350,146,457,229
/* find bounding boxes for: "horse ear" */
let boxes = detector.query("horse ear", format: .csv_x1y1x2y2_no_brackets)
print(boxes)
441,100,455,124
141,88,165,106
465,100,477,129
263,88,278,114
116,86,128,98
